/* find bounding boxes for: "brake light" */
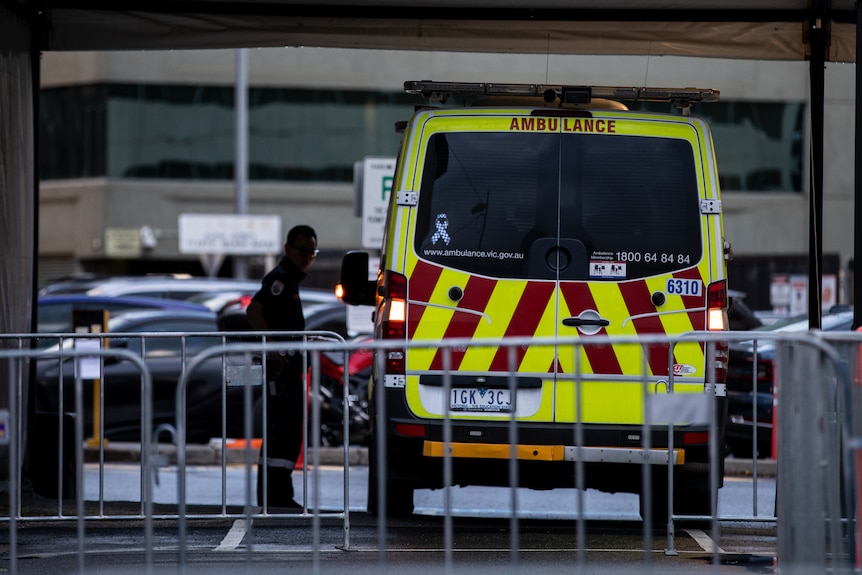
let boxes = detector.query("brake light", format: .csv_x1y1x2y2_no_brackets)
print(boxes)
706,280,729,383
706,280,728,331
382,271,407,374
383,271,407,338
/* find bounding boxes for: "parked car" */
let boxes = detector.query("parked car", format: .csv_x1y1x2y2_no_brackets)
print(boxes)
38,273,196,297
83,277,262,301
215,295,350,338
36,295,210,348
725,309,855,458
188,286,339,312
34,309,237,443
728,289,763,331
34,307,369,445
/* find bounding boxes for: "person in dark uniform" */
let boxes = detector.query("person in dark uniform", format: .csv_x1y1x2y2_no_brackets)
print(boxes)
246,224,318,508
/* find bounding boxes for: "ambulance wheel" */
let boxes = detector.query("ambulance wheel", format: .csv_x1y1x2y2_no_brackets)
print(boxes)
640,473,712,527
639,481,669,527
675,487,712,519
366,441,414,517
366,475,414,517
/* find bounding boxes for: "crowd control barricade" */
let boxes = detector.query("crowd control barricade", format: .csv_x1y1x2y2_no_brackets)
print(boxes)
0,330,355,572
0,342,155,574
6,328,862,573
173,331,352,564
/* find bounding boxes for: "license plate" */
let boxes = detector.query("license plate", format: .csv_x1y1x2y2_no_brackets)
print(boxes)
450,387,513,412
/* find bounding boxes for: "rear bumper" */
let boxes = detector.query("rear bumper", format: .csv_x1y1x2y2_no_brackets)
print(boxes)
374,383,726,494
380,418,722,494
422,440,685,465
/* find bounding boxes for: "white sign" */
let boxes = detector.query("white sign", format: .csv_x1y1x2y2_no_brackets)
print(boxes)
773,273,840,316
178,214,282,255
357,157,395,249
789,274,808,316
74,337,102,380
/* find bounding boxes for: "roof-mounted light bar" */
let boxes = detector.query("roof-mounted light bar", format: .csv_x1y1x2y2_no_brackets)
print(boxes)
403,81,720,105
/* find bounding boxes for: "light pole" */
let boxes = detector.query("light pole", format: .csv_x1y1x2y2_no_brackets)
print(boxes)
234,48,249,279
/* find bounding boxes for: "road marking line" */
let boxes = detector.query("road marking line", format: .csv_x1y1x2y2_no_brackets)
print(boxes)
685,528,726,554
216,519,250,551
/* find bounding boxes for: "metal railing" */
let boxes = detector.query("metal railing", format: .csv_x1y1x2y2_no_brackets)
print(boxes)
0,328,859,573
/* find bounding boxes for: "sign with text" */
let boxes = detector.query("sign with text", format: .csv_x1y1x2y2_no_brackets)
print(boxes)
104,227,142,258
178,214,282,255
356,157,395,249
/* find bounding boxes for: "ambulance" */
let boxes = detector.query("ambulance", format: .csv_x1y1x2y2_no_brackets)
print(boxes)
339,81,730,522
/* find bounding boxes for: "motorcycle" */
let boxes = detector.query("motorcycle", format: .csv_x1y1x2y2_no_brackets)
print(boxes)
310,337,372,447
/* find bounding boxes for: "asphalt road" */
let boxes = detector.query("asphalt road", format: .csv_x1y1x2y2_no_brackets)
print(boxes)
0,460,780,575
0,437,783,575
83,462,776,521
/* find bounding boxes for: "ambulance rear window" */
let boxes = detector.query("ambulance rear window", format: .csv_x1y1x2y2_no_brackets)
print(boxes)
415,131,703,280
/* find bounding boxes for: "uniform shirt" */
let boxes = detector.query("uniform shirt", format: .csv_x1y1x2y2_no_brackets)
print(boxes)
251,256,307,332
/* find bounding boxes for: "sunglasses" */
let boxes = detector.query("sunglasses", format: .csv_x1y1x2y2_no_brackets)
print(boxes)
290,244,320,258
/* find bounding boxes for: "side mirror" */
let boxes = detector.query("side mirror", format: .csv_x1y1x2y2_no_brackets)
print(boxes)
339,251,376,306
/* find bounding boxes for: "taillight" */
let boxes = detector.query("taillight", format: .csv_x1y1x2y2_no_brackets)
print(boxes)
706,280,728,331
382,271,407,374
706,280,729,383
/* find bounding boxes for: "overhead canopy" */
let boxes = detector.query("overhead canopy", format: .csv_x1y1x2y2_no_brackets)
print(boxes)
23,2,857,61
6,0,860,328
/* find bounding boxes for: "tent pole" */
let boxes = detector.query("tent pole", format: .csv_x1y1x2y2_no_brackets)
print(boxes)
854,1,862,329
809,14,826,329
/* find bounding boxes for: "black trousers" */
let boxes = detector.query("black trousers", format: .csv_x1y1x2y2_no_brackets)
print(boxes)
257,359,304,506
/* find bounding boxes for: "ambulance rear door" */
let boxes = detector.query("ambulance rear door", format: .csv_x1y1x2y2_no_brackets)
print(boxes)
552,113,717,426
402,110,564,425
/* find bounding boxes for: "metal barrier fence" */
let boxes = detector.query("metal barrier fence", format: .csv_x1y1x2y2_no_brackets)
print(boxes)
0,328,860,573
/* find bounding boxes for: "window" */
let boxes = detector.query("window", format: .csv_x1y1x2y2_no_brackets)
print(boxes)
638,101,805,193
40,84,414,183
415,131,702,280
39,85,804,193
39,85,107,179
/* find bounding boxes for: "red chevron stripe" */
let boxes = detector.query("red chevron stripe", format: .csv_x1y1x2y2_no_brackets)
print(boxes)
489,281,555,371
673,267,708,330
407,260,442,339
559,283,624,375
618,279,671,376
430,275,498,370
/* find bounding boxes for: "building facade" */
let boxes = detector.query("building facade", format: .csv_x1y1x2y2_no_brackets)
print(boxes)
38,48,855,311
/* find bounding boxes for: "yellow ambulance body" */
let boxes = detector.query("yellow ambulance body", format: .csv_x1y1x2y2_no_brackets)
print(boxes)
340,82,730,521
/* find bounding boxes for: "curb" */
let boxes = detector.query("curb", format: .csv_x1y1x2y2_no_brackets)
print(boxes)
724,457,776,478
84,443,772,476
84,442,368,467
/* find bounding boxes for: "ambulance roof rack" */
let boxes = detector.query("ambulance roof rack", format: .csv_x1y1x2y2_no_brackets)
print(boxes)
404,80,719,115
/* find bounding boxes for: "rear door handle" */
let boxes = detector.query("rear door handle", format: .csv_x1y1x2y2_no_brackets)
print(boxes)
562,317,610,327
